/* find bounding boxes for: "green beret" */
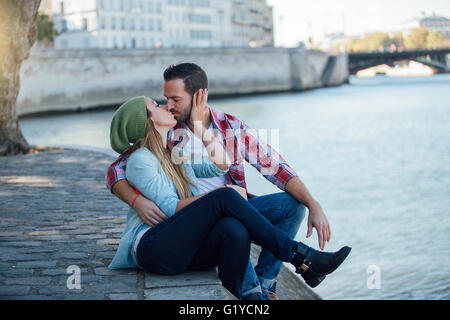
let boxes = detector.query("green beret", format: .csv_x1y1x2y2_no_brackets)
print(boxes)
110,96,148,154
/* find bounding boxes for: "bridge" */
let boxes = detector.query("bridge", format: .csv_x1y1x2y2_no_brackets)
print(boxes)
348,48,450,74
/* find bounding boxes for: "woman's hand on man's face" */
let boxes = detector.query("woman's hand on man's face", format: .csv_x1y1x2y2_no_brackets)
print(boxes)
190,88,209,124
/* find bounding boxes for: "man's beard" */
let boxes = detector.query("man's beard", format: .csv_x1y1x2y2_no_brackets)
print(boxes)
176,103,191,124
175,97,194,124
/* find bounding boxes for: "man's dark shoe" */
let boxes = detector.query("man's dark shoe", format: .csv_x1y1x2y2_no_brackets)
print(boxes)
290,243,351,288
262,281,278,300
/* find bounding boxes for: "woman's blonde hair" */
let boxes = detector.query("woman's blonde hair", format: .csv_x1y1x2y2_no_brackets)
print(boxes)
140,114,195,199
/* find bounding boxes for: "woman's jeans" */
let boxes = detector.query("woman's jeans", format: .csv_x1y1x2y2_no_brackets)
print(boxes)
136,187,299,299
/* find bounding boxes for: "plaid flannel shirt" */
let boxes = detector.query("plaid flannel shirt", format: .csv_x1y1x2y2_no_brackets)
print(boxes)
106,107,298,193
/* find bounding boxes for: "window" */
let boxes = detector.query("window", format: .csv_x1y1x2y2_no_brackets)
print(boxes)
189,14,211,24
59,1,65,14
190,29,212,40
189,0,210,8
82,18,88,30
168,0,185,5
61,19,68,32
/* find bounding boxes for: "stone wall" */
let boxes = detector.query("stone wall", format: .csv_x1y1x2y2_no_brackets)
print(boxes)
17,47,349,116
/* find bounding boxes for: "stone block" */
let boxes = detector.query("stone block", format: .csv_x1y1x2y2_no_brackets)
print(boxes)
108,293,138,300
145,268,221,289
5,276,52,285
144,284,234,300
0,285,31,296
15,261,57,268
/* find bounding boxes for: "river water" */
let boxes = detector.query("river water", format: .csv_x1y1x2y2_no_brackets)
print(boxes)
20,74,450,300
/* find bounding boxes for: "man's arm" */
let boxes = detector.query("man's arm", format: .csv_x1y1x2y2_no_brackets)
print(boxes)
285,177,331,251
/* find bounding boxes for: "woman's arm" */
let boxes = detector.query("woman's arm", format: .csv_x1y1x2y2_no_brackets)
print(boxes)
175,193,205,213
112,180,167,226
126,149,180,218
175,184,247,213
190,89,231,171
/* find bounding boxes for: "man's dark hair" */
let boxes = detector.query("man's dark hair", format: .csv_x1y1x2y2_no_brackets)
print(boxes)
163,63,208,96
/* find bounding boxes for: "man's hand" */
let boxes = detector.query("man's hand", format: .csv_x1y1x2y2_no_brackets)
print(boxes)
285,177,331,250
133,195,168,226
306,201,331,251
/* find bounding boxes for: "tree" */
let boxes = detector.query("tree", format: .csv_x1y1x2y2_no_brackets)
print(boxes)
0,0,41,156
405,27,429,49
391,32,405,51
366,32,390,52
37,13,58,44
426,30,445,49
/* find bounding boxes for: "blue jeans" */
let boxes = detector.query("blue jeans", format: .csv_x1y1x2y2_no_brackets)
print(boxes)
241,192,306,294
136,187,299,299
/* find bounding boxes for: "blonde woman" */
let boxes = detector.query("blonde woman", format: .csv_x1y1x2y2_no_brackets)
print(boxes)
109,90,351,300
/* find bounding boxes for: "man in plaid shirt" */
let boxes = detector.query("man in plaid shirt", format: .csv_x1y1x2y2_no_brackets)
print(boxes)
107,63,331,300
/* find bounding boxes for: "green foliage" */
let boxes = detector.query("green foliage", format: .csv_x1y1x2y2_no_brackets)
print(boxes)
36,14,58,43
426,31,446,49
404,27,429,49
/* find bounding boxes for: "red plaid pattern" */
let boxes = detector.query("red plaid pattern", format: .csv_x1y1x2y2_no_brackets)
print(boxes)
106,107,298,193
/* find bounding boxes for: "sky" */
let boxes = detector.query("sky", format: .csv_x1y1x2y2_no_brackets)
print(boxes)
266,0,450,47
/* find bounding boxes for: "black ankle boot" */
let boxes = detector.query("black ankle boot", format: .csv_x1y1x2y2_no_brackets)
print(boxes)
290,243,351,288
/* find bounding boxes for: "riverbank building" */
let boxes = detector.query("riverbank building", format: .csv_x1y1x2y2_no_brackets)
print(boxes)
42,0,274,49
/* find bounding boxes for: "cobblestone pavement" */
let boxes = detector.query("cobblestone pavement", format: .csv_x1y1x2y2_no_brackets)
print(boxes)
0,148,144,300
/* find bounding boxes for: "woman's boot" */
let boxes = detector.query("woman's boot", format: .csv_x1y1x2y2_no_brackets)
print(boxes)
290,243,351,288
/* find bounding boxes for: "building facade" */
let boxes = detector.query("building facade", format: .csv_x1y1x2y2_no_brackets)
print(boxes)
420,15,450,39
46,0,273,49
402,14,450,40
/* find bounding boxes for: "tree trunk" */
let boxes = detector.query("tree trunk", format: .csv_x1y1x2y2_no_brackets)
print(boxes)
0,0,41,156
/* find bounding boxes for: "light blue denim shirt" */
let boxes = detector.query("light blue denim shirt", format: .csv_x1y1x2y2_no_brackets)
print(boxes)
109,147,229,269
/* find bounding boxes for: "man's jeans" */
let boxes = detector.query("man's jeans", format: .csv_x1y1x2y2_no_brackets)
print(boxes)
242,192,306,294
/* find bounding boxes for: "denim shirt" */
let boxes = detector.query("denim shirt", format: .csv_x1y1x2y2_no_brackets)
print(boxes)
108,147,229,269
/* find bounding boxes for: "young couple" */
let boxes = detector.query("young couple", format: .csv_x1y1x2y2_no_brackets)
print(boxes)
107,63,351,300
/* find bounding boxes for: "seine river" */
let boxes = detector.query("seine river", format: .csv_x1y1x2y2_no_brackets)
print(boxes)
20,74,450,300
